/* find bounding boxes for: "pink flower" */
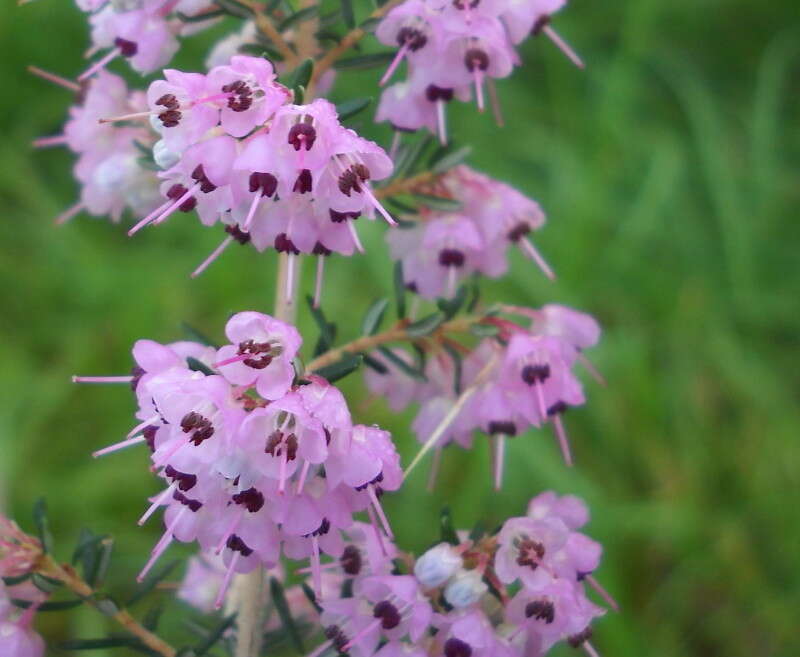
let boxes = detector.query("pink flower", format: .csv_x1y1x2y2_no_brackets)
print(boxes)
147,69,218,152
215,311,301,400
494,516,569,590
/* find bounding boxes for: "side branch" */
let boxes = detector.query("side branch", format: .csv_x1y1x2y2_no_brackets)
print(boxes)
36,555,177,657
307,0,406,92
239,0,298,66
305,316,479,372
375,171,439,199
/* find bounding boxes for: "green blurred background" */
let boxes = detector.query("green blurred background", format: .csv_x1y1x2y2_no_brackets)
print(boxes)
1,0,799,655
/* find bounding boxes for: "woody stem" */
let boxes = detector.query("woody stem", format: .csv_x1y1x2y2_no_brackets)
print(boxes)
36,555,176,657
239,0,298,66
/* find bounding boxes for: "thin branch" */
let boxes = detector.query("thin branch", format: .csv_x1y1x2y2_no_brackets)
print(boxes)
36,555,177,657
375,171,439,199
239,0,298,66
307,0,406,95
305,315,478,372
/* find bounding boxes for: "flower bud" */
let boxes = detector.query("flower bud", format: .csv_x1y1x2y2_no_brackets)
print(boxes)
443,569,488,609
413,543,463,589
153,139,180,170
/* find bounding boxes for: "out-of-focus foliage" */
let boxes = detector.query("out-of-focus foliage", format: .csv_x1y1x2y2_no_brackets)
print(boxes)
0,0,798,655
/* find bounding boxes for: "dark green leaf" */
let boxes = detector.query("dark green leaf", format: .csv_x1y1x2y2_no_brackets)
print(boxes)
336,52,395,71
336,96,372,121
269,577,304,653
177,8,227,21
2,573,31,586
362,353,389,374
441,342,463,395
391,558,407,574
143,603,164,632
306,295,337,356
212,0,253,18
95,596,121,617
340,0,356,27
60,637,143,651
359,17,380,32
376,346,427,381
12,598,83,611
384,196,418,214
301,583,322,613
393,134,433,179
286,57,314,91
195,614,237,656
469,323,499,338
412,193,461,212
176,649,198,657
466,276,480,312
361,298,389,336
437,285,468,319
278,6,319,32
31,572,62,593
33,498,54,554
313,354,363,384
127,560,180,607
411,342,427,373
440,507,459,545
405,312,445,337
393,261,406,319
238,43,283,61
431,145,472,174
186,357,214,376
468,520,486,542
181,322,218,348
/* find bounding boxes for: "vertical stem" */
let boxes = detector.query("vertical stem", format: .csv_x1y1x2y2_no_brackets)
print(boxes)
233,252,302,657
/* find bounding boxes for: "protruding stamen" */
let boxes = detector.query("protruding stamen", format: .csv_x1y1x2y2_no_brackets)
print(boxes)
137,530,174,582
243,193,262,231
27,66,81,92
153,183,201,226
55,202,84,226
313,256,325,308
93,435,145,458
215,512,243,554
138,482,177,526
367,485,393,539
585,574,619,612
214,552,240,609
296,460,311,494
534,381,549,424
426,446,443,492
33,135,69,148
551,413,573,466
389,131,402,160
366,504,388,556
518,237,556,280
473,70,485,112
436,100,448,145
72,375,133,384
380,42,410,87
542,25,585,69
487,77,504,127
361,185,396,226
346,219,365,253
285,253,297,308
127,415,160,441
310,534,323,599
493,434,506,490
97,111,151,125
191,236,234,278
78,48,120,81
583,641,601,657
127,199,172,236
577,353,607,386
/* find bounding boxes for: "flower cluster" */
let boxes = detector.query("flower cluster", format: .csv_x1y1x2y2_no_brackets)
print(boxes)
301,491,610,657
366,304,602,488
375,0,582,142
0,518,45,657
387,165,553,299
75,0,220,79
75,312,402,605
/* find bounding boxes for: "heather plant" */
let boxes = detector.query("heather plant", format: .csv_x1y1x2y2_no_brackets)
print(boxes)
8,0,619,655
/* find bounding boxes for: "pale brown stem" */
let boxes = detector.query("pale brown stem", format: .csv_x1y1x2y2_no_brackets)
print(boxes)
306,0,407,96
240,0,298,66
37,555,176,657
305,316,477,372
375,171,439,200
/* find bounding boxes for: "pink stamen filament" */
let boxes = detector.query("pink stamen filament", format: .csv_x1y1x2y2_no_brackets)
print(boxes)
296,460,312,494
379,42,410,87
151,437,189,471
577,353,607,386
518,236,556,280
586,574,619,612
27,66,81,92
153,182,201,226
93,435,145,458
214,553,240,609
128,199,173,236
366,505,388,557
367,484,393,539
55,202,85,226
193,92,233,106
214,353,252,368
278,444,289,494
295,560,340,575
98,111,152,125
436,100,448,146
243,193,261,231
493,434,506,490
138,482,178,526
389,131,402,160
33,135,68,148
72,375,133,384
487,77,504,127
534,381,549,424
215,511,243,554
127,415,160,440
137,529,175,582
313,256,325,308
78,48,121,82
446,265,458,299
191,236,234,278
473,69,485,112
361,185,396,226
285,253,297,307
346,219,365,253
582,641,601,657
551,413,573,466
542,25,585,69
310,534,322,599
